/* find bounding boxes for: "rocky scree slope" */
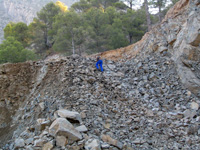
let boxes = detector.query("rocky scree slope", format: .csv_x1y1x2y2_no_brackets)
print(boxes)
96,0,200,98
0,54,200,150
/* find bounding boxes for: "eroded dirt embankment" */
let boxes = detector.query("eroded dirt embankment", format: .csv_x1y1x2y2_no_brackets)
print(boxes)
0,62,44,146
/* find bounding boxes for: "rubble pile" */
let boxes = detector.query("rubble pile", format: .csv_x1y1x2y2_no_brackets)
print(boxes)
1,53,199,150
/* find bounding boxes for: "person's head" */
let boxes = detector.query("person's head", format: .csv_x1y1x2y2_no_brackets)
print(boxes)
97,56,100,61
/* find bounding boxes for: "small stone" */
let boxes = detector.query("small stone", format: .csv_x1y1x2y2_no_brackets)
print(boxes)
15,138,25,148
183,109,197,119
191,102,199,110
42,142,53,150
87,77,96,83
146,109,154,116
57,109,82,122
103,123,111,129
9,143,14,150
101,143,110,149
126,147,134,150
101,134,123,149
37,118,46,124
80,112,86,119
37,118,50,131
187,124,199,135
40,130,49,137
78,139,85,146
75,125,88,132
34,139,44,147
85,139,101,150
39,102,45,111
25,138,34,145
132,138,145,144
26,145,34,150
132,139,141,144
125,119,132,125
187,91,192,96
149,73,156,79
133,117,140,122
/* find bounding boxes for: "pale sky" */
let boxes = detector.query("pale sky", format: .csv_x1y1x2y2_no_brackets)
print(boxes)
125,0,172,14
130,0,158,14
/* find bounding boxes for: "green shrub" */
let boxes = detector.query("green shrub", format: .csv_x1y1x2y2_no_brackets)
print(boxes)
0,37,36,64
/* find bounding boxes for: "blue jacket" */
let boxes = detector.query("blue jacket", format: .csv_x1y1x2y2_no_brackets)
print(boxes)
96,60,103,72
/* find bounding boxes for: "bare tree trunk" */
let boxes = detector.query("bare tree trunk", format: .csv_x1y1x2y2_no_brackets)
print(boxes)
127,0,133,9
78,45,82,56
72,37,75,55
144,0,151,31
70,31,75,55
102,0,107,9
130,1,133,9
124,0,133,9
129,34,133,44
158,4,162,22
44,27,48,49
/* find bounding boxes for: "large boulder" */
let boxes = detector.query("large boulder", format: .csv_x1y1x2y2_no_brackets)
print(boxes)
49,118,82,142
57,109,82,122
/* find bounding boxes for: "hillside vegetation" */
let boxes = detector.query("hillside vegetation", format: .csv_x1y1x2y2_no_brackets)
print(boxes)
0,0,177,64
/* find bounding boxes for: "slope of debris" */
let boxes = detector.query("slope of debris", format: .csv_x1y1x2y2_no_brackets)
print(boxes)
1,53,199,150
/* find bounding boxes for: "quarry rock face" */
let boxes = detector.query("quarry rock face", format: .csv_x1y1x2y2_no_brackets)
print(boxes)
98,0,200,98
0,0,200,149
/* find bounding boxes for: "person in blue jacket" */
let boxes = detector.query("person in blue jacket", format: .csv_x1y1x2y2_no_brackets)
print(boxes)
96,56,103,72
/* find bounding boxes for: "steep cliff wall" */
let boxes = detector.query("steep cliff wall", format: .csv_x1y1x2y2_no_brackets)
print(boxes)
96,0,200,97
0,0,78,43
